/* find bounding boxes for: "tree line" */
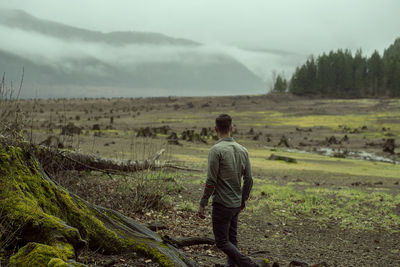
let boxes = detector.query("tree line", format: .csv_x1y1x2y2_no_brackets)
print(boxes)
273,38,400,97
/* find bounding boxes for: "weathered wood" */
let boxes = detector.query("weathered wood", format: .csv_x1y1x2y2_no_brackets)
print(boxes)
163,236,215,248
56,148,165,172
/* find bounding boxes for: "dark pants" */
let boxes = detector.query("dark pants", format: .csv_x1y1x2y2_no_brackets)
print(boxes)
212,203,256,267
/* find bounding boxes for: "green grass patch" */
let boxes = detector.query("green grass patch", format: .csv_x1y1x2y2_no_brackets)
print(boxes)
248,184,400,232
249,148,400,179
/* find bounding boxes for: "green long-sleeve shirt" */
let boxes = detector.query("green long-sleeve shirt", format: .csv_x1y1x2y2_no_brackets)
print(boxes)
200,137,253,208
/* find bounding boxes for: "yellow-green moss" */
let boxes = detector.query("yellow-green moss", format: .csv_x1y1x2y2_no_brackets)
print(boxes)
48,258,86,267
8,242,77,267
0,146,189,267
132,242,176,267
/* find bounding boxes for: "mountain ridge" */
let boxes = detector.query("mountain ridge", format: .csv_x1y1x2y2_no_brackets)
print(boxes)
0,9,266,98
0,8,200,46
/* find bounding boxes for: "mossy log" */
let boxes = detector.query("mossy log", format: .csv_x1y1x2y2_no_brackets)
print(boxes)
0,146,199,267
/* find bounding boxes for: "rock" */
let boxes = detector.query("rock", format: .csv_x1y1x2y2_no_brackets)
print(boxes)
268,154,297,163
333,150,348,158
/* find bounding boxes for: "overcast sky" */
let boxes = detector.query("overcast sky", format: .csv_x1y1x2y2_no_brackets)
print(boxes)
1,0,400,89
2,0,400,55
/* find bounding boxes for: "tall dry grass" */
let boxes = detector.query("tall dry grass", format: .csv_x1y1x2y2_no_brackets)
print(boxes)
0,71,25,141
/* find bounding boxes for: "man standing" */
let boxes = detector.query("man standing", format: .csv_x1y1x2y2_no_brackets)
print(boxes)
198,114,258,267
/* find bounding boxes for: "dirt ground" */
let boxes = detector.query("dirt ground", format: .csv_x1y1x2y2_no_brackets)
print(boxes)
11,94,400,266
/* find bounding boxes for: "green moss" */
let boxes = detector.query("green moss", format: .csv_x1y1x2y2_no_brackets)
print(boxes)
132,242,176,267
48,258,86,267
0,146,188,266
8,242,77,267
47,258,71,267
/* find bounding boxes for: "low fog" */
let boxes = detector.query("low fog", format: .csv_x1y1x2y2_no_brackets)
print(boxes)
0,24,302,81
0,1,399,97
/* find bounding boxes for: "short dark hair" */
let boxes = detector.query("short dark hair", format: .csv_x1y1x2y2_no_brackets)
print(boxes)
216,114,232,134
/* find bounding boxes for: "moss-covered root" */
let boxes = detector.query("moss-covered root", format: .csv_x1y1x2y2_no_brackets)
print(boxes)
8,242,85,267
0,145,199,267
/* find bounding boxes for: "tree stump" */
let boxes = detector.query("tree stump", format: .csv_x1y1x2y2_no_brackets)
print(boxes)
383,138,395,154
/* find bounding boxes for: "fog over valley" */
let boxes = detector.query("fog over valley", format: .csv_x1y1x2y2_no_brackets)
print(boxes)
0,1,399,98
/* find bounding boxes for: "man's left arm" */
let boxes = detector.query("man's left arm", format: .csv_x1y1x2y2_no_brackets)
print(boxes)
241,151,253,210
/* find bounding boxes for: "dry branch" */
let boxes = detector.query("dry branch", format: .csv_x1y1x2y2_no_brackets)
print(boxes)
56,148,166,172
163,236,215,248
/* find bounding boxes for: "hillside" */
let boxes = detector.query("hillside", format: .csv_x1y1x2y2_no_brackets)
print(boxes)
0,9,265,98
0,9,199,46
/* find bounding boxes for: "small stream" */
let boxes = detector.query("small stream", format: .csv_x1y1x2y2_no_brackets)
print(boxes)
266,146,399,164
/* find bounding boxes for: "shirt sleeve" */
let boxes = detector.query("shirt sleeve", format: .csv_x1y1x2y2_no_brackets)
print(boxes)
199,148,219,207
241,151,253,203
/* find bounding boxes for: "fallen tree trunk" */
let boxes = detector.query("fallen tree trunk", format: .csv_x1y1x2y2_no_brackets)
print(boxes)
37,146,166,174
1,136,192,175
0,145,200,267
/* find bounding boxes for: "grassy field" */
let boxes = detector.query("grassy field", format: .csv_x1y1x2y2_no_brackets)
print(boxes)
17,94,400,266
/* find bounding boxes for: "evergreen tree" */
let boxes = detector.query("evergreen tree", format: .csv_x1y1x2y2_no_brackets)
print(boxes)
288,37,400,98
383,38,400,96
352,49,367,97
367,51,383,96
273,75,287,92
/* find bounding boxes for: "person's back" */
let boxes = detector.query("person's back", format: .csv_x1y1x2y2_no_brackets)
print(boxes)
198,114,258,267
202,137,252,209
